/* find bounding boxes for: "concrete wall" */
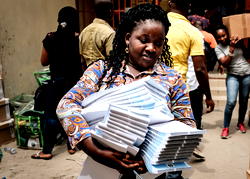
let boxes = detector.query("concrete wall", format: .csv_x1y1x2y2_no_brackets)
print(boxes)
0,0,76,98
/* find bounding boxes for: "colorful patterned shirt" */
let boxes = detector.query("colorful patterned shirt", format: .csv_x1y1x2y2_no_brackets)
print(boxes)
56,60,195,148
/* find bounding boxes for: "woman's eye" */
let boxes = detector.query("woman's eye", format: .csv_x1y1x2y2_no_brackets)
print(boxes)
140,38,147,43
155,42,163,47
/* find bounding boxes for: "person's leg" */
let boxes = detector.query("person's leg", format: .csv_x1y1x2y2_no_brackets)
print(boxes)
189,87,203,129
42,116,61,154
223,74,239,128
32,81,60,159
238,75,250,125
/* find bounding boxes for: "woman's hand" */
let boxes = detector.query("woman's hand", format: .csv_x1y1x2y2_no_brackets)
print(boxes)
229,35,240,53
78,137,147,174
229,35,240,47
122,153,147,174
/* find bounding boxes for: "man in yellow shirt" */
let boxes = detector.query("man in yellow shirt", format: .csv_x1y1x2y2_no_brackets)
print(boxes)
166,0,214,115
79,0,115,66
165,1,215,179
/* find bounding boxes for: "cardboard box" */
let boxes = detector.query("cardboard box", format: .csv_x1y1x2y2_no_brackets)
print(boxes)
222,13,250,40
0,118,15,145
0,98,10,122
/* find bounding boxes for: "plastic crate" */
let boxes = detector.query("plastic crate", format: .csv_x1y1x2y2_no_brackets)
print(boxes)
12,98,44,149
33,68,51,86
15,111,44,149
10,93,34,112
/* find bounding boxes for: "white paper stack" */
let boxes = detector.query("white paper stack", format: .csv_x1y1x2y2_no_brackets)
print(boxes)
140,120,205,174
81,76,173,127
80,77,205,174
93,105,150,156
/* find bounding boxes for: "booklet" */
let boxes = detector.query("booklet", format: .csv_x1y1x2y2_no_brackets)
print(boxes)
80,77,205,174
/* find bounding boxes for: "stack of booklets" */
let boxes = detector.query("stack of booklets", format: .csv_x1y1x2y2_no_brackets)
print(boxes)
141,120,205,174
81,77,205,174
81,76,173,127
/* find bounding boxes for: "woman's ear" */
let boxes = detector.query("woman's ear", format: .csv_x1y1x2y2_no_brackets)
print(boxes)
125,33,131,46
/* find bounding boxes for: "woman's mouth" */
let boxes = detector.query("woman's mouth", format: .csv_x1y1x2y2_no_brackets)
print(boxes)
143,54,155,61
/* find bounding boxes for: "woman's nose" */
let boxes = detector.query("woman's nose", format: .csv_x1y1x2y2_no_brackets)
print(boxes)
146,43,156,53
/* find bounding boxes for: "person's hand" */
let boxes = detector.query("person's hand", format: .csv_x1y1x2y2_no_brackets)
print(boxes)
229,35,240,47
98,149,142,174
205,98,215,113
122,154,147,174
217,64,224,74
79,137,147,174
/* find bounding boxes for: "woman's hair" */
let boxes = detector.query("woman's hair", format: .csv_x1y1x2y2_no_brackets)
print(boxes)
99,3,172,88
57,6,79,33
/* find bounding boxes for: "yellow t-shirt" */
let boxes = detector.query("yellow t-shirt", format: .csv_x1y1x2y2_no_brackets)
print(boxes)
79,18,115,66
166,12,204,81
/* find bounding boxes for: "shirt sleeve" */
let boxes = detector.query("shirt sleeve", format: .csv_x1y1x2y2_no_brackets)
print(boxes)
105,30,115,56
170,73,196,128
189,29,205,56
215,46,226,60
42,32,54,52
56,60,105,148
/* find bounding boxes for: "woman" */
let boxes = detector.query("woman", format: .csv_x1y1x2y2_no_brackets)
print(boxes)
31,6,83,160
214,25,250,139
57,3,195,178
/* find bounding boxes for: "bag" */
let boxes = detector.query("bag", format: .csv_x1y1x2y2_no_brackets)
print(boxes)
34,82,50,111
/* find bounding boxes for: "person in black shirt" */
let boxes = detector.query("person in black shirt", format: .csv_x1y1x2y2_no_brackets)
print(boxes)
31,6,83,160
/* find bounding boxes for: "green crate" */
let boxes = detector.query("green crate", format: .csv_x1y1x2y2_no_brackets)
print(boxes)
10,93,34,112
12,99,44,149
15,112,44,149
34,68,51,86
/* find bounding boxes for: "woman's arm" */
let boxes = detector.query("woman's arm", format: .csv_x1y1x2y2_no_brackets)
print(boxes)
170,74,196,128
77,137,146,174
40,47,49,66
56,60,146,173
218,36,240,67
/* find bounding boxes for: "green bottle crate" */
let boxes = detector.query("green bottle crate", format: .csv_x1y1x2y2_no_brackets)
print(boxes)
14,111,44,149
10,94,44,149
33,68,51,86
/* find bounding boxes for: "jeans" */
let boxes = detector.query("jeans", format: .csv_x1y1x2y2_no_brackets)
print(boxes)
42,79,75,154
42,116,70,154
224,74,250,128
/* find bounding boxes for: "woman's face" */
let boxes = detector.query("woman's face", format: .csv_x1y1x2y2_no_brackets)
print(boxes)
125,19,165,72
216,29,228,45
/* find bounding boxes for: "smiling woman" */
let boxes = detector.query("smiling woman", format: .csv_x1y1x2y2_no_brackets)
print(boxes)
56,3,195,178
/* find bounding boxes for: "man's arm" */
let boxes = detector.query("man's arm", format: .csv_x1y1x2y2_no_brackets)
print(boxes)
192,55,215,113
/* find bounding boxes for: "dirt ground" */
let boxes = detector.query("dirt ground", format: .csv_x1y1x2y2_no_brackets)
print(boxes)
0,105,249,179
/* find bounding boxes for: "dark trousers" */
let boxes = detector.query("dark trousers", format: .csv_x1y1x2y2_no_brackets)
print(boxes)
41,79,76,154
189,87,203,129
41,116,71,154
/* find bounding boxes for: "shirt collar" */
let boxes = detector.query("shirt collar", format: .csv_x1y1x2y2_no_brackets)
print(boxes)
93,18,111,26
167,12,190,23
102,61,169,82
